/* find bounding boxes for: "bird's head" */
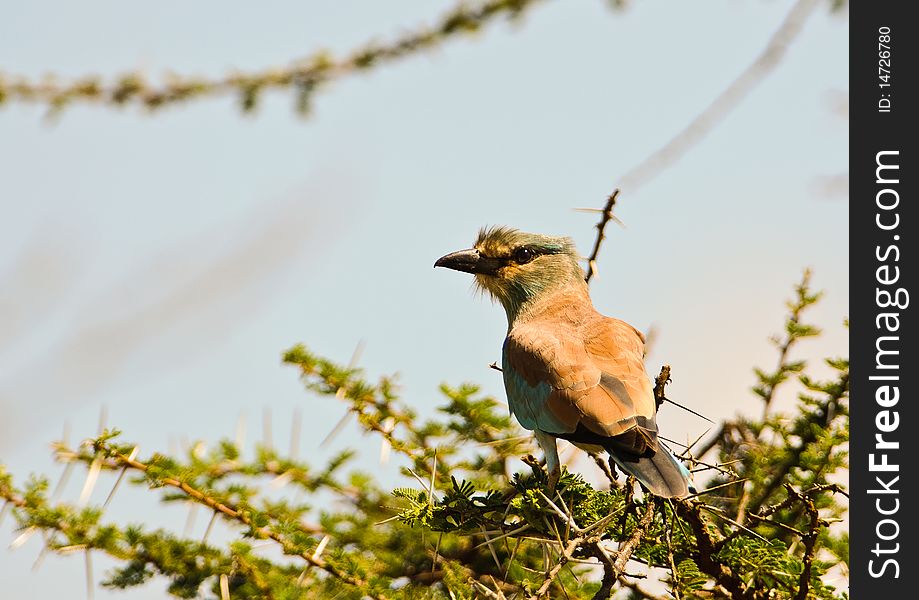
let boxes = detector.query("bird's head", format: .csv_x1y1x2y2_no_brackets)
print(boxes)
435,226,587,322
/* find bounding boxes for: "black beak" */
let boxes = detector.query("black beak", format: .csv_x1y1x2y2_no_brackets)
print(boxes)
434,248,502,276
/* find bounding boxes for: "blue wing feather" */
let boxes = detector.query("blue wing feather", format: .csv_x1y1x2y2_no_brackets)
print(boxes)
502,346,569,433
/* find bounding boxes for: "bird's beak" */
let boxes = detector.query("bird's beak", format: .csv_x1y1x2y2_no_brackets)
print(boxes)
434,248,502,276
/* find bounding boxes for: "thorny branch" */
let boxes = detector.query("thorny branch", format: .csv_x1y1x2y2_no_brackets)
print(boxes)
591,499,656,600
675,502,749,598
97,443,381,598
582,189,620,284
617,0,822,193
0,486,285,599
0,0,549,115
653,364,671,410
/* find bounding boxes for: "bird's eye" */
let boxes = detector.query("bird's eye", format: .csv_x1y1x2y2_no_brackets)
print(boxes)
514,247,536,264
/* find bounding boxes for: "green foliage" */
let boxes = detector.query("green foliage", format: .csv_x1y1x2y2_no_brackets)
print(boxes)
673,558,707,593
0,273,848,599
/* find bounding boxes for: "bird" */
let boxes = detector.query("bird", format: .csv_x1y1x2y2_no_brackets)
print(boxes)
434,226,692,498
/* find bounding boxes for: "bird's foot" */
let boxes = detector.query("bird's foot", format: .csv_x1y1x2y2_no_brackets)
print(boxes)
546,466,560,494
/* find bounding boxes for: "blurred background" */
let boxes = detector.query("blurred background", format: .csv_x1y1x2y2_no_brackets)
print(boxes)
1,0,847,597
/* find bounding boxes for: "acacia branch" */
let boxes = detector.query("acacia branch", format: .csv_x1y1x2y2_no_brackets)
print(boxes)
529,533,582,599
617,0,821,193
589,499,656,600
653,365,671,410
0,0,548,115
618,576,672,600
0,484,283,599
675,502,748,598
94,445,385,599
583,189,620,283
787,485,824,600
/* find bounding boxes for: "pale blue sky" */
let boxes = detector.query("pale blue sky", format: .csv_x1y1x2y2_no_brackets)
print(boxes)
1,1,847,597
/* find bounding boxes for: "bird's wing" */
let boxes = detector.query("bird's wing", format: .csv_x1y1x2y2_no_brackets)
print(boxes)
502,326,596,434
578,317,657,436
503,316,657,446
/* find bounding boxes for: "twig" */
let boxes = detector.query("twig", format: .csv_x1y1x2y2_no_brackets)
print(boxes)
536,490,583,533
100,445,385,599
664,507,682,600
102,446,138,510
289,406,302,460
201,510,219,545
610,499,656,576
653,364,714,424
528,532,581,599
652,365,671,409
0,0,549,115
663,398,714,424
432,533,443,574
686,459,741,479
617,0,821,192
504,537,522,579
321,339,366,447
480,525,503,571
784,484,826,600
592,453,619,486
0,500,13,526
618,576,672,600
589,499,656,600
700,505,768,543
472,524,531,549
683,478,748,501
680,429,714,460
583,189,620,283
183,503,199,537
77,453,103,507
675,502,748,597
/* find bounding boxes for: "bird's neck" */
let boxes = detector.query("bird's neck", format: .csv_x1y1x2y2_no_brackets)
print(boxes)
502,280,593,329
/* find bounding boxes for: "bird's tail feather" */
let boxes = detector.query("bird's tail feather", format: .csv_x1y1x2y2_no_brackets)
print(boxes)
608,447,693,499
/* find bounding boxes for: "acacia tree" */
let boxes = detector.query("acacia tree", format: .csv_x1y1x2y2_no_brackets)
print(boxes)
0,208,849,598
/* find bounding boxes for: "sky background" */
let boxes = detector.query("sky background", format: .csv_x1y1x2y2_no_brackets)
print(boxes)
1,1,848,597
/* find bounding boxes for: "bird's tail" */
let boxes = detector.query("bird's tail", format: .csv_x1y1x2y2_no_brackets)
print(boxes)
607,447,694,499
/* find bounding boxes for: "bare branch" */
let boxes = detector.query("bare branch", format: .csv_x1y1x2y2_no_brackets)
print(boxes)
583,189,621,284
617,0,821,193
590,499,656,600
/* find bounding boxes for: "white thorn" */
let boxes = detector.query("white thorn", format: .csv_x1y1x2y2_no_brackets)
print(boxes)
78,455,103,507
220,574,230,600
10,526,37,550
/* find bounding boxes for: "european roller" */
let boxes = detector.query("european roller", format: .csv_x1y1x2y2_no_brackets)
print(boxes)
435,226,692,498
